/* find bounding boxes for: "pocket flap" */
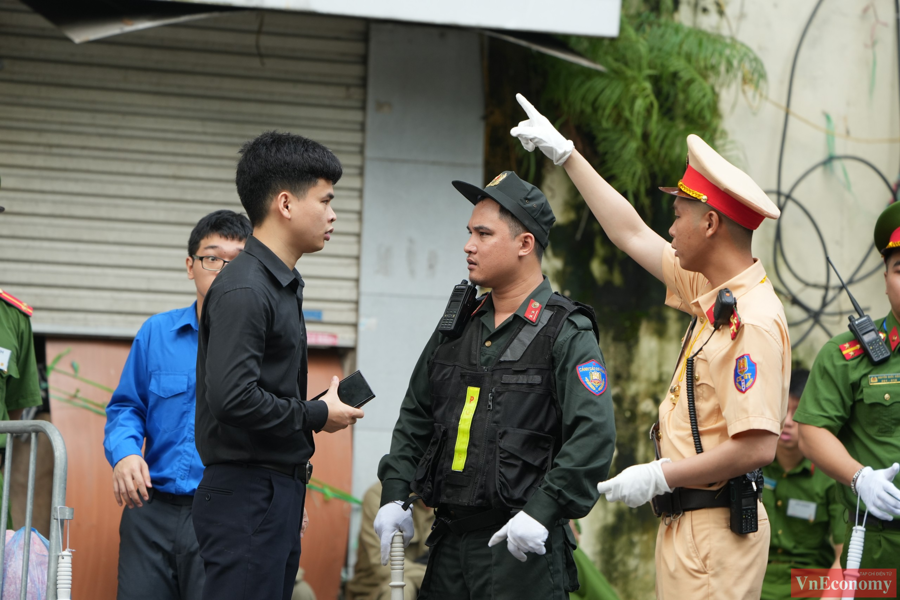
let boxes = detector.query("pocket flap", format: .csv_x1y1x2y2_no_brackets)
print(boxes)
149,372,189,398
497,428,553,469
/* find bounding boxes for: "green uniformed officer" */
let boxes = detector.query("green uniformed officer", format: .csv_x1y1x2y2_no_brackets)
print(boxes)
794,202,900,569
0,203,44,528
761,369,844,599
374,172,616,600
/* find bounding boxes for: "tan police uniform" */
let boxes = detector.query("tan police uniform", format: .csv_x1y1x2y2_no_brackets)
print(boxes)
654,135,791,599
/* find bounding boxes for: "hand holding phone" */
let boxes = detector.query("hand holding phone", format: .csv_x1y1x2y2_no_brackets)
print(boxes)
311,371,374,433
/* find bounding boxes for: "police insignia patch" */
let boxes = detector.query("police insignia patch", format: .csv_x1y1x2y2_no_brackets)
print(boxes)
577,360,607,396
734,354,757,393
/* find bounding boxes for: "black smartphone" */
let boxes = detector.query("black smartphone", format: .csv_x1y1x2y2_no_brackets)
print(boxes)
309,370,375,408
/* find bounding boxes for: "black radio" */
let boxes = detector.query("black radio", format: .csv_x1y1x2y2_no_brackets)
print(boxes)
438,280,478,339
827,257,890,364
729,469,763,534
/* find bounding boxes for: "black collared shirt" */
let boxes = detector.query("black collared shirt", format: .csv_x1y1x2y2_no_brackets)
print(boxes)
195,235,329,467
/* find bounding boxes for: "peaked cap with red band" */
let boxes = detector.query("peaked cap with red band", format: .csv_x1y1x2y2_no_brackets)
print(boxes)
874,201,900,255
659,134,780,230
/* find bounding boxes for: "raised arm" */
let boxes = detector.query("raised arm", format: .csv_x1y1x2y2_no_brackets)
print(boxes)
510,94,667,281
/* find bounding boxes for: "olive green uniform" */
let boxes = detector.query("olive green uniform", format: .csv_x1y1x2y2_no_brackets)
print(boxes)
0,296,42,528
378,278,616,599
793,312,900,569
760,459,844,599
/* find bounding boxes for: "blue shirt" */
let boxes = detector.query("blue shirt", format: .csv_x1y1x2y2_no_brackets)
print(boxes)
103,304,204,495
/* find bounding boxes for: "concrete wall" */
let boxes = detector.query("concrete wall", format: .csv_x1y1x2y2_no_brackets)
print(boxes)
351,22,485,558
682,0,900,364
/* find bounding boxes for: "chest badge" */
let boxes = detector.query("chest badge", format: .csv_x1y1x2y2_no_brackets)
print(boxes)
524,299,542,323
734,354,757,393
577,360,607,396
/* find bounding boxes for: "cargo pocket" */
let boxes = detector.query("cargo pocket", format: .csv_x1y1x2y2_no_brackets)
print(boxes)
412,423,447,506
496,427,553,508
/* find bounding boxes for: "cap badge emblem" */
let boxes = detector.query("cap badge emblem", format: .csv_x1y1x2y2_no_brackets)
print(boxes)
486,172,508,187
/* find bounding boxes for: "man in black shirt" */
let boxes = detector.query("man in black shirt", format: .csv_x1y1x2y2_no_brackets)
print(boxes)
193,131,364,600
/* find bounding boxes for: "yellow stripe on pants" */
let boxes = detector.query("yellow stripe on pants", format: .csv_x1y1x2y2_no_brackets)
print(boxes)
451,387,480,472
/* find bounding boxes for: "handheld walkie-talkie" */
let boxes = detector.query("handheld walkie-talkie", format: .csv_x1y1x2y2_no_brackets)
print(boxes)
827,256,890,364
438,280,478,339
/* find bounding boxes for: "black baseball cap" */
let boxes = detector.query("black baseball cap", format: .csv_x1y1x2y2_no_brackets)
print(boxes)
452,171,556,248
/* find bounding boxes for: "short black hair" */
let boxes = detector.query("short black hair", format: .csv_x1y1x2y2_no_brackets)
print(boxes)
479,199,544,262
187,210,253,257
789,368,810,400
235,131,342,227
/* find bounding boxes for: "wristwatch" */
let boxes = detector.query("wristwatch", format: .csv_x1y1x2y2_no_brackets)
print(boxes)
850,467,866,496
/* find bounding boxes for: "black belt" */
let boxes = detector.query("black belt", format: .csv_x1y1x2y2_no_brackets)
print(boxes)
149,489,194,506
864,515,900,532
433,506,512,537
652,486,729,517
237,462,313,483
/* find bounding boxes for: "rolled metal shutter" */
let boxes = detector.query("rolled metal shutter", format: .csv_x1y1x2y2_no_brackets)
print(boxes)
0,0,365,347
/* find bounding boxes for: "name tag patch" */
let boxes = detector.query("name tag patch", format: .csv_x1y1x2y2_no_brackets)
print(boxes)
734,354,757,393
786,498,817,521
868,373,900,386
0,347,10,372
577,360,607,396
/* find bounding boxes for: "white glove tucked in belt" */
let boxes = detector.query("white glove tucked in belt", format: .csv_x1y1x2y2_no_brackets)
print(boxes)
509,93,575,166
373,500,414,565
487,510,548,562
596,458,674,508
856,463,900,521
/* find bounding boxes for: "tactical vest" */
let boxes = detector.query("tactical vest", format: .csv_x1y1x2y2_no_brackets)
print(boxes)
411,293,599,510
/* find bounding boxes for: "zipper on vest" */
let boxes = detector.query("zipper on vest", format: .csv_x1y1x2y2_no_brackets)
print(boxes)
487,388,494,411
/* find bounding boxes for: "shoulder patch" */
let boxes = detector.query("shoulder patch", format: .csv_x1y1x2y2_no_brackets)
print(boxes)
0,289,33,317
839,339,865,361
577,359,607,396
734,354,757,393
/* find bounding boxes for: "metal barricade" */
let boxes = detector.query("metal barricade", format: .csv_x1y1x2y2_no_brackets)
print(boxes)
0,420,73,600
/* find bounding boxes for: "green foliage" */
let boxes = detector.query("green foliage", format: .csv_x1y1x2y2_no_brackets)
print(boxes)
541,7,766,337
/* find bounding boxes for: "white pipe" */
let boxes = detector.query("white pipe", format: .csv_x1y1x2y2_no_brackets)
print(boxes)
389,531,405,600
841,525,866,600
57,550,72,600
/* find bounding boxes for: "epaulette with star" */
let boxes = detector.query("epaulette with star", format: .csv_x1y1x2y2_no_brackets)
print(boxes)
0,289,33,317
839,339,864,361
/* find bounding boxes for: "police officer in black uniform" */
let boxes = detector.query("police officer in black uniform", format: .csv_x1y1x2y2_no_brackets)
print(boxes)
374,172,616,599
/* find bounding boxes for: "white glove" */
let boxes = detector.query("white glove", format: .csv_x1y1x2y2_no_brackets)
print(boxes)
487,511,548,562
373,501,414,565
596,458,674,508
509,93,575,166
856,463,900,521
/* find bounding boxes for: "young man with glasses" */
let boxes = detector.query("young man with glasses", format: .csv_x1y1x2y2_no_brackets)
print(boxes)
103,209,252,600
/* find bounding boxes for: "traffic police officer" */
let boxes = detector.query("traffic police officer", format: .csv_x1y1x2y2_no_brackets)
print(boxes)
794,202,900,569
511,94,790,599
0,203,44,527
760,369,844,600
375,172,616,599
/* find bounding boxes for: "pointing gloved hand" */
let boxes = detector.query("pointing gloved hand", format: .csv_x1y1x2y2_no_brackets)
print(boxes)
487,510,548,562
596,458,674,508
855,463,900,521
373,500,414,565
509,93,575,166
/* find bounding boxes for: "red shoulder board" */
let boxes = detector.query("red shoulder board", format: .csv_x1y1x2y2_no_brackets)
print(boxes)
524,299,542,324
0,289,33,317
890,327,900,352
729,309,742,340
839,339,864,361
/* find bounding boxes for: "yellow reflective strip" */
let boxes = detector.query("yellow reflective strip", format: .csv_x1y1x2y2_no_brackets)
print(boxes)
451,387,480,472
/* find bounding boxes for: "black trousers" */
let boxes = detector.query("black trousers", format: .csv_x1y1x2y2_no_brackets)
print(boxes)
117,490,205,600
191,464,306,600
